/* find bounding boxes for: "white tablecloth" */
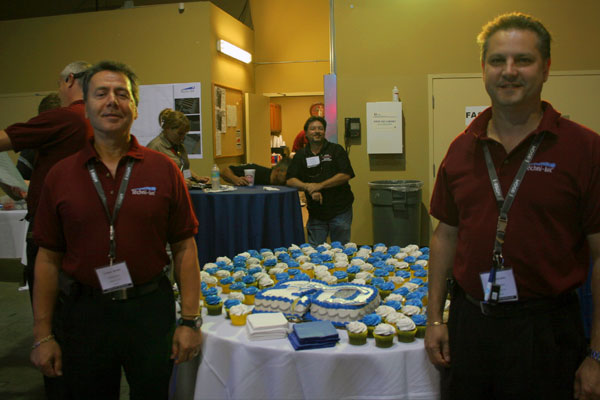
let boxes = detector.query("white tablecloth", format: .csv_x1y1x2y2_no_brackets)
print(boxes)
0,210,27,259
176,312,440,400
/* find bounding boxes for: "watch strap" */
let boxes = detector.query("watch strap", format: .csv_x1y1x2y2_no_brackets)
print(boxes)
589,349,600,363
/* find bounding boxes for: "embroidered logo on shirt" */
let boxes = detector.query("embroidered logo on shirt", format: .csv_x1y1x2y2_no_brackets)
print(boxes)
131,186,157,196
527,162,556,173
322,154,333,162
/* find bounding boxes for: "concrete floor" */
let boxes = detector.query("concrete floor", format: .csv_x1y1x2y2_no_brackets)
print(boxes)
0,261,129,399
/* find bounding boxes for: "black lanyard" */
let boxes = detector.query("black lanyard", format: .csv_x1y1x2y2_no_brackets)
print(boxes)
481,132,545,301
87,158,135,265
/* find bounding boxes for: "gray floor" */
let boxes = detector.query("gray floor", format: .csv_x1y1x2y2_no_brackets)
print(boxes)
0,260,129,399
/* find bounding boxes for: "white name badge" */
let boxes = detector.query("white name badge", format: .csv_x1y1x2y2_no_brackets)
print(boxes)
479,268,519,302
306,156,320,168
95,262,134,293
183,169,192,179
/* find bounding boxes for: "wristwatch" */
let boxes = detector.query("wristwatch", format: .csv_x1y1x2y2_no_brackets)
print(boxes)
178,316,203,330
589,348,600,363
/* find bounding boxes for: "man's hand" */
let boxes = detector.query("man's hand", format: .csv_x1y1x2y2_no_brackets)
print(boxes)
193,176,210,184
305,182,322,195
30,339,63,377
424,324,451,368
232,176,249,186
171,326,202,365
311,191,323,205
575,357,600,399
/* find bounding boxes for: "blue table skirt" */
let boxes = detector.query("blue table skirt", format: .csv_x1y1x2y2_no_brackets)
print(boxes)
190,186,305,266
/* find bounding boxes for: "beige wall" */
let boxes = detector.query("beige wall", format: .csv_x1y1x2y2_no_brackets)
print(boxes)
0,1,255,177
334,0,600,245
269,95,324,149
251,0,330,95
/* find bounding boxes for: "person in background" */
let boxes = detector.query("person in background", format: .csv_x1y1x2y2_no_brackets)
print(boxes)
146,108,208,187
0,60,92,400
286,116,355,245
30,60,202,399
16,92,63,181
221,157,291,186
292,129,308,153
425,12,600,399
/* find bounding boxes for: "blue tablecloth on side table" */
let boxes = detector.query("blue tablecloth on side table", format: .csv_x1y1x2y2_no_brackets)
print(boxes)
189,185,304,266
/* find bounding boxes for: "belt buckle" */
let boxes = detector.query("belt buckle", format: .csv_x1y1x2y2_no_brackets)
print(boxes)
110,288,129,301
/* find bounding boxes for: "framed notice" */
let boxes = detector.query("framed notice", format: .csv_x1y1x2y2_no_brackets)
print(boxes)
213,83,244,158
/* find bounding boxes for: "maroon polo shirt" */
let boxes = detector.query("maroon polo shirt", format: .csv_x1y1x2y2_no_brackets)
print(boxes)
34,135,198,288
430,102,600,299
5,100,93,219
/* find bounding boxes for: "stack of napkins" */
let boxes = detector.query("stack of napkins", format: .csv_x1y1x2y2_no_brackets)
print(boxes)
246,312,290,340
288,321,339,350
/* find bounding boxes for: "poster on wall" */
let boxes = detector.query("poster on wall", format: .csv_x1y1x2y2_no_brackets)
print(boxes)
131,82,203,159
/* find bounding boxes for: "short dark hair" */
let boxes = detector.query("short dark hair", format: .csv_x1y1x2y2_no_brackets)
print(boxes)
82,60,139,106
477,12,552,61
38,92,61,114
303,116,327,133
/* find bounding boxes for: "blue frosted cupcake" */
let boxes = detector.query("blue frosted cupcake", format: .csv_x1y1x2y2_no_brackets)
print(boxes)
361,313,382,338
205,295,223,315
412,315,427,338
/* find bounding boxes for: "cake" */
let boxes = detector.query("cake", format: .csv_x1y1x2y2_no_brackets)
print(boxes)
254,280,380,326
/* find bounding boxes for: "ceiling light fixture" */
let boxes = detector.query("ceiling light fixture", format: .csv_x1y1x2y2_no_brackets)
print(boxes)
217,39,252,64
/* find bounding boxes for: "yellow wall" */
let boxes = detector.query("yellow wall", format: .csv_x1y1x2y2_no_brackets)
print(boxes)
0,1,255,176
269,95,324,149
250,0,330,94
334,0,600,245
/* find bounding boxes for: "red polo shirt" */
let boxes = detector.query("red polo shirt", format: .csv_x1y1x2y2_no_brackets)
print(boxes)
34,135,198,287
5,100,93,219
430,102,600,299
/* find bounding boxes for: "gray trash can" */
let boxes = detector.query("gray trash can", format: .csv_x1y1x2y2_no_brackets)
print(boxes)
369,180,423,246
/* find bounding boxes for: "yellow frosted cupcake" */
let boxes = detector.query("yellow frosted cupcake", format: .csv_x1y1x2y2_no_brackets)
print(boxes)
373,323,396,348
229,304,251,326
346,321,368,345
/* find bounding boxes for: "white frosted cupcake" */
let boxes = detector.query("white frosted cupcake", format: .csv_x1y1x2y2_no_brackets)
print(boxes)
360,263,375,272
216,256,232,264
401,282,419,292
232,270,246,281
203,262,218,271
351,258,365,267
215,270,231,279
247,257,261,265
352,278,367,285
313,264,329,275
203,275,218,287
347,321,368,345
355,271,373,283
389,276,405,289
228,292,245,302
295,255,310,264
322,275,338,285
230,304,252,326
373,323,395,348
394,316,417,343
385,293,405,303
401,305,421,316
375,305,396,321
258,276,275,289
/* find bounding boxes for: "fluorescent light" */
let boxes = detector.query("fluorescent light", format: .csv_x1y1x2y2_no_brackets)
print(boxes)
217,39,252,64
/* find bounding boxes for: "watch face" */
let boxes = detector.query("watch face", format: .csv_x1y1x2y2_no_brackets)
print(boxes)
310,103,324,117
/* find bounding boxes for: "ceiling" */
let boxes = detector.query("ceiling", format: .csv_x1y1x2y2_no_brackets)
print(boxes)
0,0,252,28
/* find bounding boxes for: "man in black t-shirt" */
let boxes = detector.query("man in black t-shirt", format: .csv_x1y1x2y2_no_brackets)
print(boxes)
221,158,291,186
286,116,355,245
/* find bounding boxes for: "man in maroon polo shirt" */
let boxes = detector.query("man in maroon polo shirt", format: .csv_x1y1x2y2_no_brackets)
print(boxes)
425,13,600,399
0,61,93,300
30,61,202,399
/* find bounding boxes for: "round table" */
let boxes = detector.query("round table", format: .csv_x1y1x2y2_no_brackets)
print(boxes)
173,311,440,400
189,186,304,266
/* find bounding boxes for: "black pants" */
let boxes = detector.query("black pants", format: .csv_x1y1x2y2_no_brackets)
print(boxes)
56,277,175,400
442,287,587,400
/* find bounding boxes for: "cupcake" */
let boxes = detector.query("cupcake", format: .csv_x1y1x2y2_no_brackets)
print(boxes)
242,275,257,287
242,286,259,305
412,315,427,338
373,323,396,348
229,304,252,326
394,315,417,343
258,276,275,289
346,321,368,345
203,275,218,288
360,313,382,338
229,281,246,293
333,270,348,283
375,305,396,322
205,295,223,316
219,276,234,294
377,281,395,300
228,292,245,303
224,298,241,319
346,265,361,281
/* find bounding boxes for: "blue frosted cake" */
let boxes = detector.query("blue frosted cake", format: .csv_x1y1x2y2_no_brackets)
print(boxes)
254,280,380,326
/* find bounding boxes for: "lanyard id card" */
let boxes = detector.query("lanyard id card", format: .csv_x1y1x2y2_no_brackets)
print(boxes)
479,268,519,302
306,156,320,168
183,169,192,179
95,262,134,293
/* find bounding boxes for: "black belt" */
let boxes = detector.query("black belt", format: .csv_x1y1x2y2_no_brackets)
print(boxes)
457,284,577,318
65,273,166,301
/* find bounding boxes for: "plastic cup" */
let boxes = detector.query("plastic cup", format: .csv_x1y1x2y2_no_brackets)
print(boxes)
244,169,256,186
